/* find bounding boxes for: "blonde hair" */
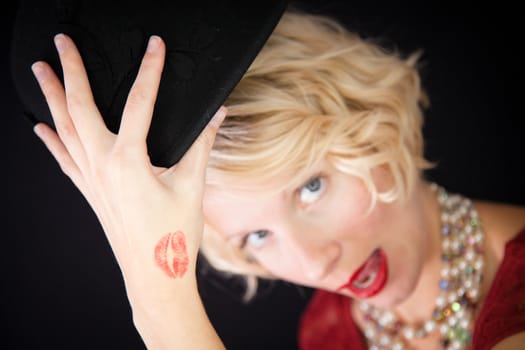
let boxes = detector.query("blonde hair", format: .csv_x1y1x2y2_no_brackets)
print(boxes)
200,10,431,299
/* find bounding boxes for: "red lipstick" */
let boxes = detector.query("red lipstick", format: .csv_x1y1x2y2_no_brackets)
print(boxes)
338,248,388,299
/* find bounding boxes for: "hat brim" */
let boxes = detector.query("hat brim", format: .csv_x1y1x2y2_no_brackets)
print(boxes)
11,0,288,167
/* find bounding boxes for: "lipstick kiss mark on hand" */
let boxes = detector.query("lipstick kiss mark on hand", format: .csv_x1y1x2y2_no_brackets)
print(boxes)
154,231,189,278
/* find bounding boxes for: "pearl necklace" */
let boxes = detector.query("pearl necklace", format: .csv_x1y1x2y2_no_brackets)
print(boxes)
358,184,484,350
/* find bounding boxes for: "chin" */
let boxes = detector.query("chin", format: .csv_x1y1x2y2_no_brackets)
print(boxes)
370,283,413,309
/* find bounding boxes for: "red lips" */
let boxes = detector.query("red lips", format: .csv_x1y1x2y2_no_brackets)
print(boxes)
338,248,388,299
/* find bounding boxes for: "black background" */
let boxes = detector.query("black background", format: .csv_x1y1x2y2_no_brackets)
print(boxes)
3,1,524,349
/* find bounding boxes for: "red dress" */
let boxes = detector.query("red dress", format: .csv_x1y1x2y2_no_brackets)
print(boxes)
298,229,525,350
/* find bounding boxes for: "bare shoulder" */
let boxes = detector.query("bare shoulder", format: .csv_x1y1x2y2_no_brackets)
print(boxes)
491,331,525,350
473,200,525,260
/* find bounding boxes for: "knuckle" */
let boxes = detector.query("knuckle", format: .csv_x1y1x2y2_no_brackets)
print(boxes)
109,145,137,171
126,88,151,107
174,177,195,195
43,86,61,104
86,157,116,191
90,163,110,186
204,132,214,148
56,122,76,140
199,130,215,150
66,94,89,114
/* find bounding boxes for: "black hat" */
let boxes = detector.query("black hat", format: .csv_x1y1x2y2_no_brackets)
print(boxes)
11,0,287,167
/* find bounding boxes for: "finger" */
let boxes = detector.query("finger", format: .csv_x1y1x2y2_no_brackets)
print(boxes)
33,122,101,223
54,34,110,153
31,61,89,171
33,123,86,191
117,35,165,148
175,106,227,180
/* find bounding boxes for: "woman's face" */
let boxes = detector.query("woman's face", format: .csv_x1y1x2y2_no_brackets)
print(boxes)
203,162,431,309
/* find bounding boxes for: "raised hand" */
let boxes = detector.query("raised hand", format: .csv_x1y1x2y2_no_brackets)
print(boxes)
31,33,226,349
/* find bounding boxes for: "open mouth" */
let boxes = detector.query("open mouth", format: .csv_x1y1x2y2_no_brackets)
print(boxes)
338,248,388,299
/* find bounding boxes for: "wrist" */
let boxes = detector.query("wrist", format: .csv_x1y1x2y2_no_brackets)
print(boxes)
129,280,225,350
123,258,199,306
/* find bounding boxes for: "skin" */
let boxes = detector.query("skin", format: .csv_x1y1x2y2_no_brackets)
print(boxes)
204,161,525,349
32,34,226,349
204,162,442,311
154,231,189,278
31,32,524,349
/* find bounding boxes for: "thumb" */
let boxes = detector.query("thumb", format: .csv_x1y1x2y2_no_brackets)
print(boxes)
175,106,227,179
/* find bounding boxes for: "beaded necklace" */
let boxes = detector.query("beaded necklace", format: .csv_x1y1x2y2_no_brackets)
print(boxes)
358,184,484,350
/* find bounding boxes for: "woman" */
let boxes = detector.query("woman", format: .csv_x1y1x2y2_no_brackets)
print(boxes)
29,10,524,350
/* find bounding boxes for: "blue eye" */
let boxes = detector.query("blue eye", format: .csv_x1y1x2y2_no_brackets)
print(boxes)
243,230,269,249
299,177,324,204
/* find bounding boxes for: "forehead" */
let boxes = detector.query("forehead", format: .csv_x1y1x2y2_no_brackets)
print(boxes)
203,160,325,211
204,182,285,214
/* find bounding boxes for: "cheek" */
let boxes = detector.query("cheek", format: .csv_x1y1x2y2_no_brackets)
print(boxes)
327,182,374,239
261,256,307,284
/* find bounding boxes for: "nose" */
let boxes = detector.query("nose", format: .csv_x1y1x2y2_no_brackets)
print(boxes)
282,229,341,282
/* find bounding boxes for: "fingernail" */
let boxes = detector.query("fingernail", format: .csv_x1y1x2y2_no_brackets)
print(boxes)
22,111,39,127
54,33,66,53
147,35,160,52
209,107,227,129
31,62,46,81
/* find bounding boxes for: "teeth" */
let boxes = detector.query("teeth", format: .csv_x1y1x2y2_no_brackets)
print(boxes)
352,250,380,290
353,270,377,289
